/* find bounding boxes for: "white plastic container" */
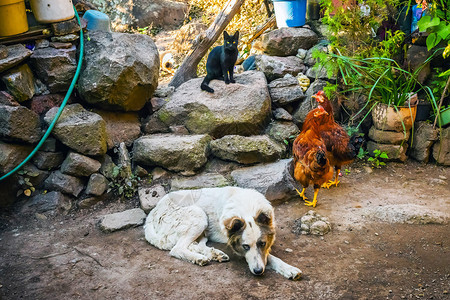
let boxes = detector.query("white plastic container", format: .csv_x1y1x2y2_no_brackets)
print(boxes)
30,0,74,23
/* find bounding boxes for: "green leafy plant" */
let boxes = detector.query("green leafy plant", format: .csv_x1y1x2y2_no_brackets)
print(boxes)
357,147,369,159
107,165,140,200
368,149,389,168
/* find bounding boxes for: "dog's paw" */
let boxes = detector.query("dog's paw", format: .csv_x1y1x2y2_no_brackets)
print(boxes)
194,257,210,266
212,250,229,262
284,266,302,281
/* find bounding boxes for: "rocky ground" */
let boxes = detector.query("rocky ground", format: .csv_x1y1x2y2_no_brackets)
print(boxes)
0,160,448,300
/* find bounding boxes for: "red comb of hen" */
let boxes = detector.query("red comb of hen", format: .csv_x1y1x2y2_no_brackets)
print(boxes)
316,90,325,96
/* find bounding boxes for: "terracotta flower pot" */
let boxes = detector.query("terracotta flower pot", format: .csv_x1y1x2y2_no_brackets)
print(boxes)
372,102,417,132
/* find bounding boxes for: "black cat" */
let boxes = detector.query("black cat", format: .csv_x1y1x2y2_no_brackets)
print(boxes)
201,31,239,93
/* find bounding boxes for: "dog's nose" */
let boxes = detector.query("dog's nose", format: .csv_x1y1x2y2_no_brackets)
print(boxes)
253,267,264,275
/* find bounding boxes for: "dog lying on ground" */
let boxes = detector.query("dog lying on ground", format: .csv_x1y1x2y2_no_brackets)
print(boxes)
144,186,302,280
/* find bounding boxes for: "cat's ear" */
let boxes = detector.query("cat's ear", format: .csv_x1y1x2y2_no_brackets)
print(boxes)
224,31,229,40
233,31,239,40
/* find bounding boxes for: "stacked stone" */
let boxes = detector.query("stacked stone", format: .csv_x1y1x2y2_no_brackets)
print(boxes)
366,125,410,162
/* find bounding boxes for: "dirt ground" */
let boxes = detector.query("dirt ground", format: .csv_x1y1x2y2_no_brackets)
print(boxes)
0,160,449,300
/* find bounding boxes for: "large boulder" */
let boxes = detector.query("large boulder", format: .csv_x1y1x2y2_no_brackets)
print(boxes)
231,159,297,203
256,55,306,82
90,0,188,31
265,121,300,143
133,134,211,175
0,105,41,143
171,173,229,191
29,46,77,93
145,71,271,138
78,31,159,111
268,74,305,106
366,141,408,162
44,104,107,156
1,64,35,102
60,152,102,177
210,135,285,164
258,28,318,56
44,170,85,197
93,110,141,150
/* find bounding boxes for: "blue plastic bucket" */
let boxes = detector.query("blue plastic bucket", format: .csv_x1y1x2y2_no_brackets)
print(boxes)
273,0,307,28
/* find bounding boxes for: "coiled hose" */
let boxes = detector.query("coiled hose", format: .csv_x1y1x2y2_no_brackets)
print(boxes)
0,6,84,182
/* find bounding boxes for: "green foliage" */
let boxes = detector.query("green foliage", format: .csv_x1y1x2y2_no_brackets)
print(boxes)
417,1,450,57
357,147,369,159
368,149,389,168
108,165,140,200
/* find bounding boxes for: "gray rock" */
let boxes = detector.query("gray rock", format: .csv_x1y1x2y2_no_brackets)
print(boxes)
78,31,159,111
366,141,408,162
169,125,189,135
0,105,42,143
29,46,77,93
292,210,331,235
150,97,168,112
44,104,107,156
0,91,19,106
259,27,318,56
99,154,117,180
85,173,109,196
51,17,80,36
268,74,305,106
171,173,229,191
305,65,336,81
411,122,439,162
39,138,57,152
0,142,33,175
297,48,307,60
0,44,32,73
256,55,306,82
99,208,147,233
265,121,299,143
51,34,79,42
90,0,188,30
138,184,166,213
44,170,85,197
369,126,410,145
363,204,447,224
407,45,430,84
24,191,71,214
210,135,284,164
231,159,297,203
0,45,7,59
60,152,102,177
29,94,66,116
35,39,50,49
146,71,270,138
432,127,450,165
273,108,293,121
304,44,329,66
153,85,175,98
49,42,73,49
1,64,35,102
93,109,141,150
31,151,64,170
133,134,211,175
292,79,328,124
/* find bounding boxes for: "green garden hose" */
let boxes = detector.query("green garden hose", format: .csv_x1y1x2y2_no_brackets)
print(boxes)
0,6,84,182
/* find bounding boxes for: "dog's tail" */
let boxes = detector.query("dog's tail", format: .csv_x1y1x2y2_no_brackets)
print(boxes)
201,75,214,93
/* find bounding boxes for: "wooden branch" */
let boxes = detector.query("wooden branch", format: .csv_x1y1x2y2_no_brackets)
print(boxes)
169,0,245,88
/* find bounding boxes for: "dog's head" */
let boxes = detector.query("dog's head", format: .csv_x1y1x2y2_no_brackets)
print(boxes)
224,209,275,276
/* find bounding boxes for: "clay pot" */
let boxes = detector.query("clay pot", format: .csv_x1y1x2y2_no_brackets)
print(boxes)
372,102,417,132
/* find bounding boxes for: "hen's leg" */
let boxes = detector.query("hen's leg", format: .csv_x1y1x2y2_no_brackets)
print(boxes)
295,188,308,201
304,186,320,207
323,168,340,188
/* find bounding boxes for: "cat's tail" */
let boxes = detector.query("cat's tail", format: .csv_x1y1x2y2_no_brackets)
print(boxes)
201,75,214,93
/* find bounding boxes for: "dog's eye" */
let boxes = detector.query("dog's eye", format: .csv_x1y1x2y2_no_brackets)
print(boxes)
257,241,266,248
242,244,250,251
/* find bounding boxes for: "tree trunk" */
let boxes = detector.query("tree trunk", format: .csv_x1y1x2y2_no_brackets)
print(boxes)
169,0,245,89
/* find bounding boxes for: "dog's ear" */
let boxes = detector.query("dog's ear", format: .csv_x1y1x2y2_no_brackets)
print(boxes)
224,217,245,236
255,211,272,226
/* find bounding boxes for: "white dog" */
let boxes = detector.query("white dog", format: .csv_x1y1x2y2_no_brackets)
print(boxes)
144,186,302,280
